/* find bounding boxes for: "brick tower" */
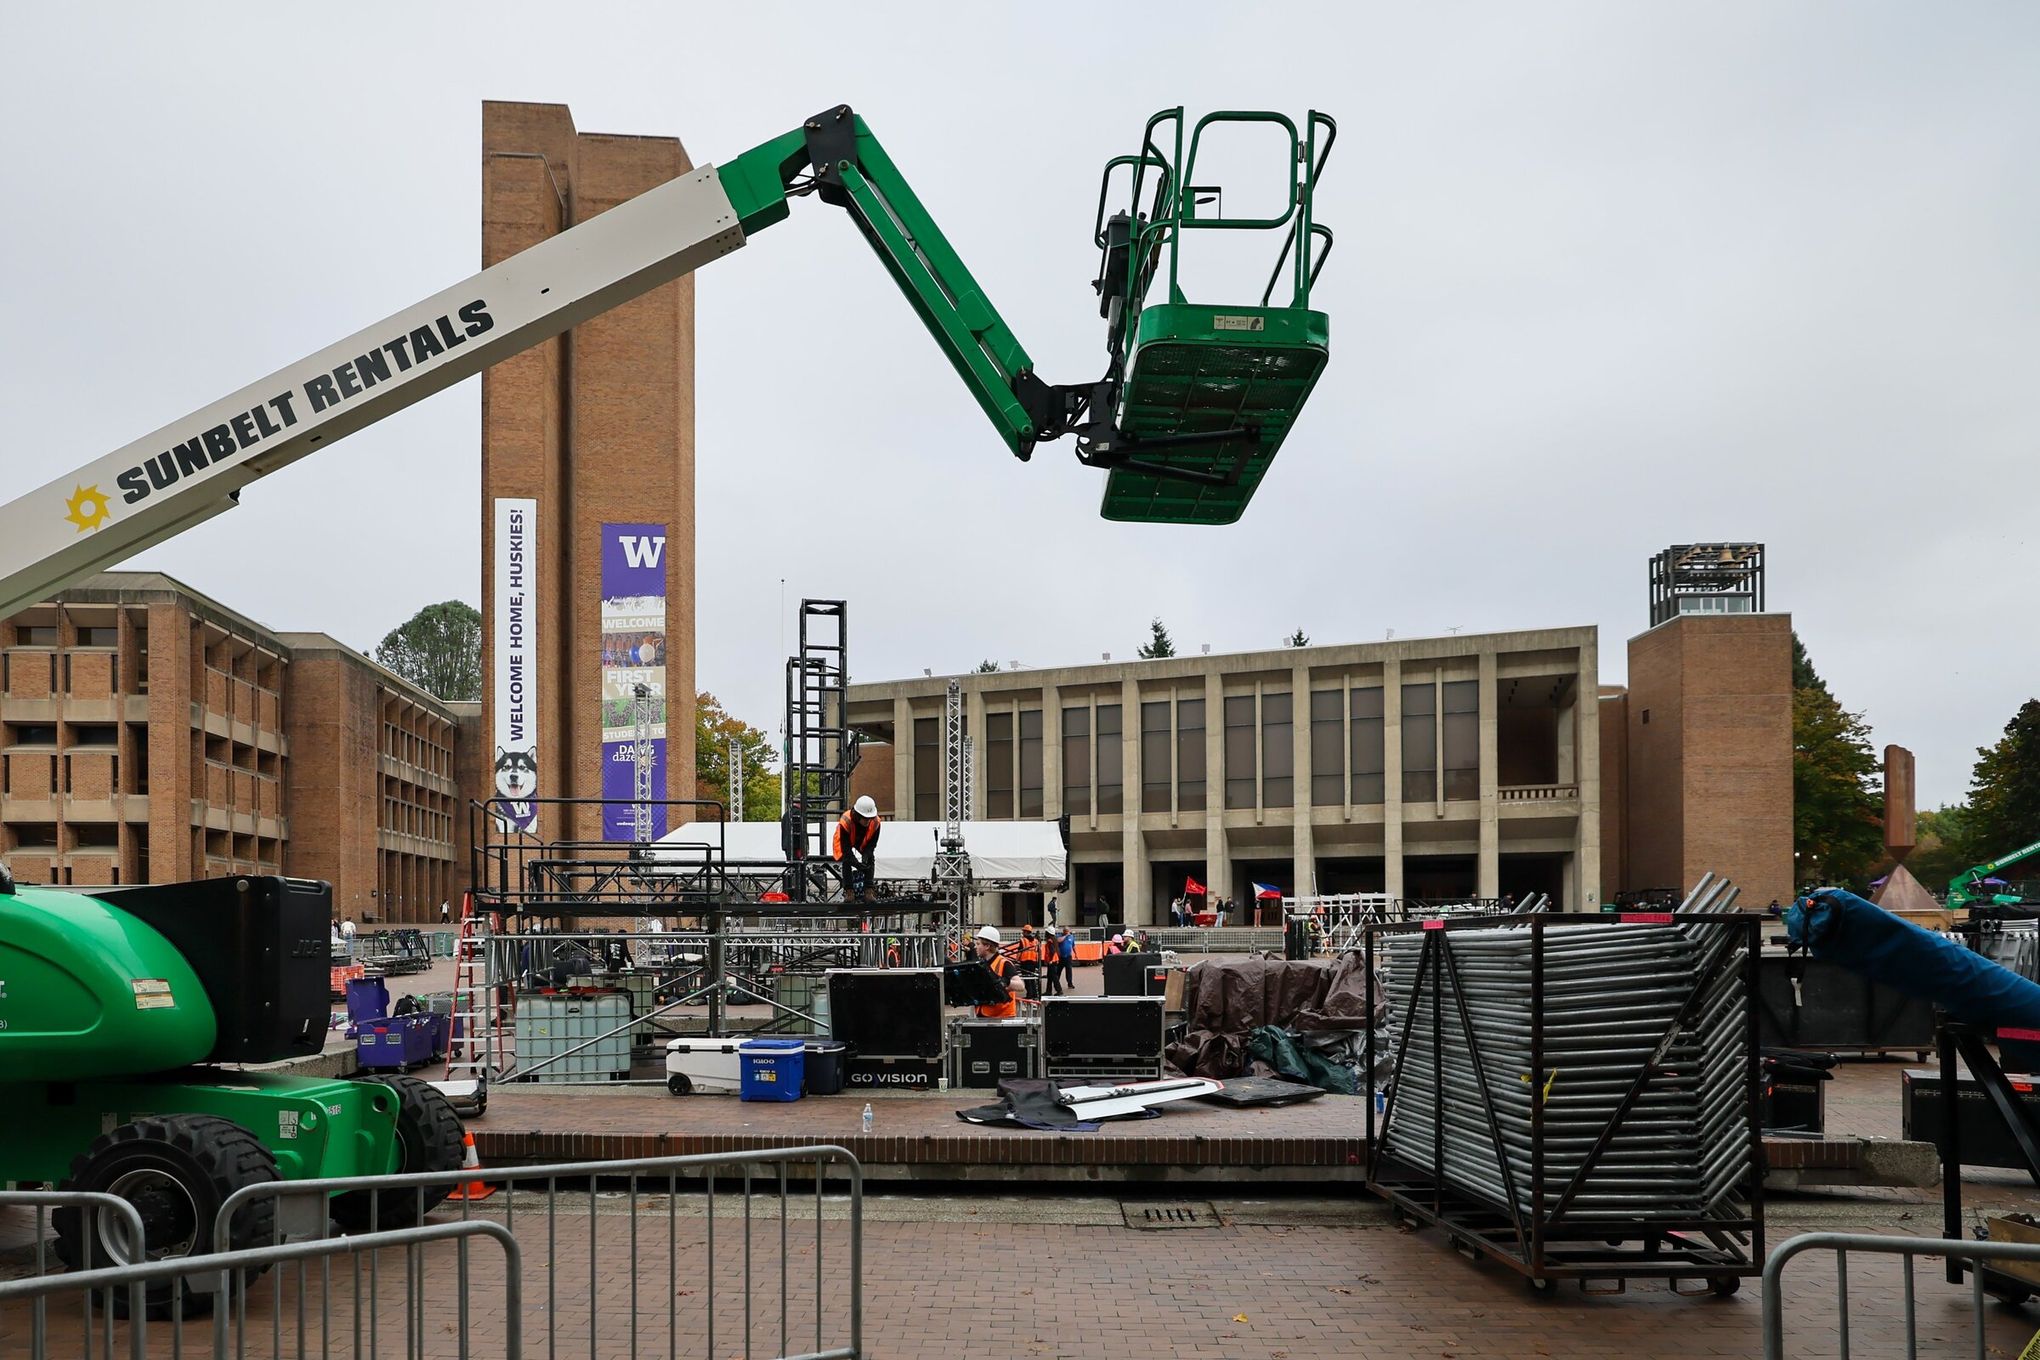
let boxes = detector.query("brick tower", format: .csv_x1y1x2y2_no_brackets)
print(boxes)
479,102,697,847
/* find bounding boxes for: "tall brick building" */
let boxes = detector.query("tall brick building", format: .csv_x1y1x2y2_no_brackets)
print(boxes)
1599,613,1796,909
0,573,473,921
480,101,697,847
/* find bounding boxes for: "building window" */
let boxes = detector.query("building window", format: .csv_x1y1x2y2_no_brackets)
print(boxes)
10,723,57,747
15,625,55,647
71,724,117,747
1310,690,1344,805
76,625,117,648
1350,687,1385,803
1224,696,1256,809
1402,682,1437,802
12,823,58,849
1062,707,1090,816
1442,679,1479,801
72,823,118,850
1261,691,1293,808
1018,709,1044,819
985,711,1014,819
1095,704,1123,814
913,716,941,820
1140,700,1171,813
1176,698,1205,812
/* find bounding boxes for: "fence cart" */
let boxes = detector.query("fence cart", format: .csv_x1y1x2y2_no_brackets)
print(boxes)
1364,875,1763,1295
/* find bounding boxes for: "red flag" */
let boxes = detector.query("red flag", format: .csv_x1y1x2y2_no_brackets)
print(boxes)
1184,877,1206,896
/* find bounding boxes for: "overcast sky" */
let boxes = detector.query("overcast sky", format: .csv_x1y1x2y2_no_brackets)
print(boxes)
4,3,2036,808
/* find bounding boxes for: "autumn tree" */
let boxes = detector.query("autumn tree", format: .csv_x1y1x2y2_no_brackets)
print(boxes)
375,601,481,701
694,692,780,820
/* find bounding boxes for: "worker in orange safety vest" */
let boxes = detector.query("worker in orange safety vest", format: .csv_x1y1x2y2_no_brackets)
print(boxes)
832,795,882,901
972,925,1020,1020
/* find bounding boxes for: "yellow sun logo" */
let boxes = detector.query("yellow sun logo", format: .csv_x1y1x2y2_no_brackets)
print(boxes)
64,484,112,533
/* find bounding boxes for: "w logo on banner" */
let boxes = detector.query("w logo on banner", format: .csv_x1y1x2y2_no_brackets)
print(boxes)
619,534,666,570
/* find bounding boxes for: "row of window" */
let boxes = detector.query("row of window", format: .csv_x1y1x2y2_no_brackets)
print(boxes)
909,680,1489,818
2,651,138,694
10,624,118,648
7,822,122,850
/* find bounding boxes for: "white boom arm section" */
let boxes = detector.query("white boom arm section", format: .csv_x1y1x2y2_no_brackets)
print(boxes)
0,165,748,617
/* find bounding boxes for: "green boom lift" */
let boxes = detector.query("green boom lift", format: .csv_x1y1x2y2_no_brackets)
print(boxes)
0,104,1336,1308
0,872,462,1313
1948,837,2040,910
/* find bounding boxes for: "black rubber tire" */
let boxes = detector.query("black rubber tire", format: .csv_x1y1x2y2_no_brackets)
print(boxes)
329,1075,467,1233
55,1113,281,1319
1711,1276,1743,1298
668,1072,694,1096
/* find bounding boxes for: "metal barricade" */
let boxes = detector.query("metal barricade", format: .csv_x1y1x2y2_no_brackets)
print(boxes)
1762,1231,2040,1359
0,1219,518,1360
215,1144,864,1360
0,1190,149,1355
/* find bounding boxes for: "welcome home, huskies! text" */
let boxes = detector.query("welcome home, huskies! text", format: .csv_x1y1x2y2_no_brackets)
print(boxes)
113,301,495,506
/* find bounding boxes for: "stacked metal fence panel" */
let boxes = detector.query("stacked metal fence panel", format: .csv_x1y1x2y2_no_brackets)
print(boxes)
1366,876,1761,1288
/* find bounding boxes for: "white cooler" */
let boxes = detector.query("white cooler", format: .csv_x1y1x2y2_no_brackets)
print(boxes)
665,1038,743,1095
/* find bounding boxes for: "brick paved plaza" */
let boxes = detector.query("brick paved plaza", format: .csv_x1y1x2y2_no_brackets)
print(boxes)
7,1186,2040,1358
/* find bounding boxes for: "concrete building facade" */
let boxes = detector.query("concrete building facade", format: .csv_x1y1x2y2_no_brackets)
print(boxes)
847,628,1601,925
480,101,697,847
0,573,471,922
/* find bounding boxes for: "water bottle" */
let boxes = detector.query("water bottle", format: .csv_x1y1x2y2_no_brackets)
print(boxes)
860,1102,874,1134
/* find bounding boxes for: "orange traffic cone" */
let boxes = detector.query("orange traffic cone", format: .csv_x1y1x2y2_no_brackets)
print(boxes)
445,1129,496,1202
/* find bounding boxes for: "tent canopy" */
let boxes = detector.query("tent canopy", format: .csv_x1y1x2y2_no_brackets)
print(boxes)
650,819,1067,887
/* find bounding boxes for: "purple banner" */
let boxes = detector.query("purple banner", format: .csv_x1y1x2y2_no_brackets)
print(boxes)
599,522,669,841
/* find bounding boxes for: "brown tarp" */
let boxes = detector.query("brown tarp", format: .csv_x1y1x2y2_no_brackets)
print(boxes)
1166,955,1384,1078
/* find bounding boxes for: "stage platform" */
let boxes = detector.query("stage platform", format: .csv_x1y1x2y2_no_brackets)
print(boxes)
466,1078,1933,1188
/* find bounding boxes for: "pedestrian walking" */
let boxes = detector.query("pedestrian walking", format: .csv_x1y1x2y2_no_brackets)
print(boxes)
1054,926,1076,995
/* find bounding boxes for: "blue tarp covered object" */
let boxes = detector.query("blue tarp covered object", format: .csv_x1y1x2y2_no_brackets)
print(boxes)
1786,888,2040,1032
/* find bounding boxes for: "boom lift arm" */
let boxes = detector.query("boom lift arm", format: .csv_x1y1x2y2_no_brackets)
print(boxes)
0,103,1334,616
1948,837,2040,910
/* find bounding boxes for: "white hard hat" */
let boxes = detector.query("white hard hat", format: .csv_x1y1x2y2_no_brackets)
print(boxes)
976,925,1003,945
853,795,878,818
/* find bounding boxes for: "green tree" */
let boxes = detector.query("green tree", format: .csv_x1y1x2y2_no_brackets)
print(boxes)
1791,634,1882,889
1966,699,2040,863
1907,804,1979,893
1284,628,1310,648
1137,617,1176,659
974,659,1001,673
694,691,780,821
1791,633,1827,695
374,601,481,701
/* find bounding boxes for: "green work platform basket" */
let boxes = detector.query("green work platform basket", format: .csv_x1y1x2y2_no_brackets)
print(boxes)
1093,109,1335,525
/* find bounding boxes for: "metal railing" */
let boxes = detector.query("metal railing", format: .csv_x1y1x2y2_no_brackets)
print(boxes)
1762,1231,2040,1359
0,1216,518,1360
214,1145,864,1360
0,1190,149,1354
